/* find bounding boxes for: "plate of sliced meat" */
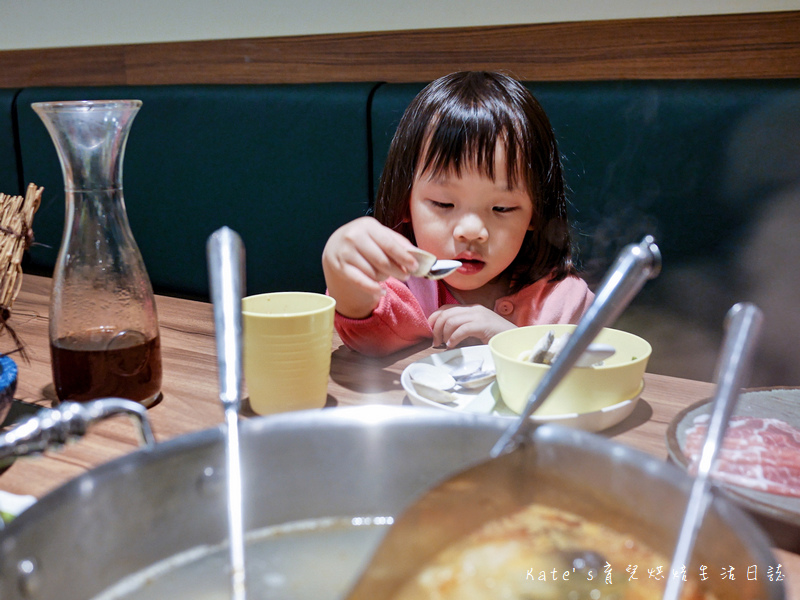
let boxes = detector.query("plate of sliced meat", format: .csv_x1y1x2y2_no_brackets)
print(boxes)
667,387,800,527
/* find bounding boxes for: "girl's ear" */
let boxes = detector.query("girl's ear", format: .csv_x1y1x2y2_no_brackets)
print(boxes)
527,208,540,231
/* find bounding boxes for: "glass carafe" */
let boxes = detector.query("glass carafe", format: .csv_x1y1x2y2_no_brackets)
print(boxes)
32,100,162,406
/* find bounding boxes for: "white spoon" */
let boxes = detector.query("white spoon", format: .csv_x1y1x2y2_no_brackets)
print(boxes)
407,363,491,404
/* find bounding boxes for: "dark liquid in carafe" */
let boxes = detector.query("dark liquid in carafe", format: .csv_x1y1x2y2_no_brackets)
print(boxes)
51,330,162,404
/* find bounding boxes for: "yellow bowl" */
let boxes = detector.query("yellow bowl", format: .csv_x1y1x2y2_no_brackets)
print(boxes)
489,324,651,416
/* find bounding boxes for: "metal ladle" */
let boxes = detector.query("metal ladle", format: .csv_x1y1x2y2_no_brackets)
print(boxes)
345,235,661,599
207,226,247,600
491,235,661,456
662,302,763,600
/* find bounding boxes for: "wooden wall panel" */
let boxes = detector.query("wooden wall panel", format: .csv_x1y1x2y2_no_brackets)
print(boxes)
0,46,128,87
1,11,798,88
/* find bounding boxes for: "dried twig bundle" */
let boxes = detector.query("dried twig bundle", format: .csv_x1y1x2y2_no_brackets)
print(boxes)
0,183,43,356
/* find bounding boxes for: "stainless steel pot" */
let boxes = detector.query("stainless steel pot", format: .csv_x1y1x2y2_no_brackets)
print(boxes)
0,406,785,599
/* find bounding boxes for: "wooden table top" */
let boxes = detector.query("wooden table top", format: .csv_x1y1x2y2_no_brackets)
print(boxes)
1,273,798,597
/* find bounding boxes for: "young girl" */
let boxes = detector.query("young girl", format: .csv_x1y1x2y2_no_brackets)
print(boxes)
323,71,593,356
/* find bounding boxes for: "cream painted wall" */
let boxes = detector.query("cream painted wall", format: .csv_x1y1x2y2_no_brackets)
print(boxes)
1,0,799,51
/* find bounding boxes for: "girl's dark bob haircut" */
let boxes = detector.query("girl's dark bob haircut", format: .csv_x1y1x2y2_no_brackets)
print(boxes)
374,71,575,292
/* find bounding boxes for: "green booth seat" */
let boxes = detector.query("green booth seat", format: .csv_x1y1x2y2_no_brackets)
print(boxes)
370,80,800,384
0,89,21,197
16,84,377,299
371,80,800,278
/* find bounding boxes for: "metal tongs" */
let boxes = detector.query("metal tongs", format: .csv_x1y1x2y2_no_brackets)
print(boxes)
662,302,763,600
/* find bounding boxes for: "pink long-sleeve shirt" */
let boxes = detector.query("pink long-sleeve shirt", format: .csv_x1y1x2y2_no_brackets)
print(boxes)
334,275,594,357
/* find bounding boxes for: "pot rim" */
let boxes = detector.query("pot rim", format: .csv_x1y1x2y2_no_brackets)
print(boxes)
0,406,784,599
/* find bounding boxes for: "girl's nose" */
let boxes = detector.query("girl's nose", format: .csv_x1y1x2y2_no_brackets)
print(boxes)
454,213,488,243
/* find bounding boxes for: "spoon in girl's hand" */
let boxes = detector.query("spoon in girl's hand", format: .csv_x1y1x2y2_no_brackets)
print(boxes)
409,248,461,280
426,259,462,280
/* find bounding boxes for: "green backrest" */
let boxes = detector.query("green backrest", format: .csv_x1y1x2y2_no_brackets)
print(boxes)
0,89,20,197
9,80,800,382
371,80,800,383
17,84,376,298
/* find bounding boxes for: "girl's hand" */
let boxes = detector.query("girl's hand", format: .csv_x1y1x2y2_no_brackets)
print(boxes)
323,216,419,319
428,304,515,348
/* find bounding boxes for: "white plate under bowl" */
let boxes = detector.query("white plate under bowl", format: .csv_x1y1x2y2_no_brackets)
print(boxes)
400,345,642,433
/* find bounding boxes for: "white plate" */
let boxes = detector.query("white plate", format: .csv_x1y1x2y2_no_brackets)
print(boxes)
667,388,800,527
400,346,642,433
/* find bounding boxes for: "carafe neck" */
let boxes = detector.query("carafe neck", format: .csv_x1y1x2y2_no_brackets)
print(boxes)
32,100,141,192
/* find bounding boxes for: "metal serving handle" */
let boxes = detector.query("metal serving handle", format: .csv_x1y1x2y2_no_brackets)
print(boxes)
491,235,662,457
0,398,156,468
206,226,247,600
662,302,763,600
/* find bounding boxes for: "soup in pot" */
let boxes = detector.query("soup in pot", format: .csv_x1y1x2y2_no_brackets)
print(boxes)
91,504,757,599
91,517,390,600
395,504,716,600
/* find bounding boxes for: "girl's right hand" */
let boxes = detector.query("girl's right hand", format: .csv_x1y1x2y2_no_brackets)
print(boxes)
322,216,420,319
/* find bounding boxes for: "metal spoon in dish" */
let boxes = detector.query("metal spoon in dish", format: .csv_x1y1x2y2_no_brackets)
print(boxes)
519,340,616,368
662,302,763,600
207,226,248,600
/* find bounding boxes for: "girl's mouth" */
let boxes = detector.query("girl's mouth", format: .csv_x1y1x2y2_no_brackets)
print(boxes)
456,258,485,275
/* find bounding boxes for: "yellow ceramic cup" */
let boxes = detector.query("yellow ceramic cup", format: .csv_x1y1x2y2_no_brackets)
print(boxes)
242,292,336,415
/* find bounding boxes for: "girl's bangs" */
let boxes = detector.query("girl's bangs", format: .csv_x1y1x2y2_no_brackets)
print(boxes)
418,109,525,190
